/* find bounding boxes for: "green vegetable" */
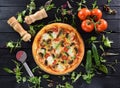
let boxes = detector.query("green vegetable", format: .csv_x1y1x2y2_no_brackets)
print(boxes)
92,0,98,9
3,68,14,74
92,43,101,66
85,50,92,73
107,0,112,5
42,74,50,79
6,39,22,53
102,35,113,47
27,0,36,15
28,76,41,88
56,82,73,88
82,73,94,84
99,64,108,74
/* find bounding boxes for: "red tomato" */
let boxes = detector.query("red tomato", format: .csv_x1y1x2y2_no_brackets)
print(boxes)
81,19,94,32
78,8,91,20
96,19,108,32
91,8,102,21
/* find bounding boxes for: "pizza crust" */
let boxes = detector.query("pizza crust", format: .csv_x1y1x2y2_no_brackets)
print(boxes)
32,23,85,75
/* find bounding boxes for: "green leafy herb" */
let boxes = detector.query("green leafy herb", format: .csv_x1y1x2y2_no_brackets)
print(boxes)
56,82,73,88
42,74,50,79
6,39,22,52
28,25,36,36
82,73,94,84
107,0,112,5
17,10,26,23
92,0,98,9
99,64,108,74
77,0,87,11
3,68,14,74
28,76,41,88
44,3,55,11
27,0,36,15
102,35,113,47
71,72,81,83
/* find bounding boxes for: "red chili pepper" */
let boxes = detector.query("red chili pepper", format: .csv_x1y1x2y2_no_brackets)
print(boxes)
64,47,68,52
52,27,58,32
53,60,57,65
45,53,50,58
62,55,68,60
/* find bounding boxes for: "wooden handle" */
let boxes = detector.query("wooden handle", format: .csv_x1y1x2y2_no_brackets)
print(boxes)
25,8,48,24
7,16,31,42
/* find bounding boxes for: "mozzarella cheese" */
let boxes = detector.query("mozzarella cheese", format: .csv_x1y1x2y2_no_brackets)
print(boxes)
56,63,65,72
55,47,61,55
52,41,59,49
67,47,75,57
47,56,54,65
52,32,58,39
42,33,50,41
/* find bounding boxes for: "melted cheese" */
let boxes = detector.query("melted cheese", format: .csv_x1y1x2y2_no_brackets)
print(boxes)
52,41,59,49
47,56,54,65
42,33,50,41
67,47,75,57
56,63,65,72
55,47,61,55
52,32,58,39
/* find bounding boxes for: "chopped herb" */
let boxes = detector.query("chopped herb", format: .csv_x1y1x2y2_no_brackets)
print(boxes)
82,73,94,84
6,39,22,53
102,35,113,47
27,0,36,15
92,0,98,9
98,64,108,74
71,72,81,83
42,74,50,79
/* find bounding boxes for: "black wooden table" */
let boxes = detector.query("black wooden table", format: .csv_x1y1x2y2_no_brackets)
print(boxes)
0,0,120,88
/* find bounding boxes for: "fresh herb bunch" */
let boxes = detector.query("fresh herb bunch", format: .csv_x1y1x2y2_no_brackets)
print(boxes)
6,39,22,53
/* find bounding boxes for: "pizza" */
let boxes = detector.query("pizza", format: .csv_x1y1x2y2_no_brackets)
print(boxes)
32,23,84,75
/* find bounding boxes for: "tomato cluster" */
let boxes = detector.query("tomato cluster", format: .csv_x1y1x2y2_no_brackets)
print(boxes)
78,8,108,32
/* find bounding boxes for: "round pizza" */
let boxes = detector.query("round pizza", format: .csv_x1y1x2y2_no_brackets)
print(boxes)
32,23,84,75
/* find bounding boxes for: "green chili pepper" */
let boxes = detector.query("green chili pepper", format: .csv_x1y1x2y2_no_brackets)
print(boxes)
92,43,101,66
85,50,92,73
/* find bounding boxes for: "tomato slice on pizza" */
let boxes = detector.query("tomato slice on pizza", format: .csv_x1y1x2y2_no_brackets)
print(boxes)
32,23,84,75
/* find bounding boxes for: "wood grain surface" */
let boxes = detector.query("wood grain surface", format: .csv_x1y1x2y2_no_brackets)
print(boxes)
0,0,120,88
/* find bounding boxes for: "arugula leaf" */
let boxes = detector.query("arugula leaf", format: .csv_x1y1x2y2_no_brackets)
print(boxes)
71,72,81,83
99,64,108,74
56,82,73,88
102,35,113,47
27,0,36,15
92,0,98,9
42,74,50,79
3,68,14,73
82,73,94,84
107,0,112,5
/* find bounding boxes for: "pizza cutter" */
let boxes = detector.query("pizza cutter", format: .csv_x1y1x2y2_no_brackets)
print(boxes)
16,50,34,77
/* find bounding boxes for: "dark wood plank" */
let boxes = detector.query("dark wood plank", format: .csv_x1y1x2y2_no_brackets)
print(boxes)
81,76,120,88
0,32,120,48
0,0,119,7
0,19,119,32
0,6,120,20
0,33,32,48
0,7,25,20
0,76,16,88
